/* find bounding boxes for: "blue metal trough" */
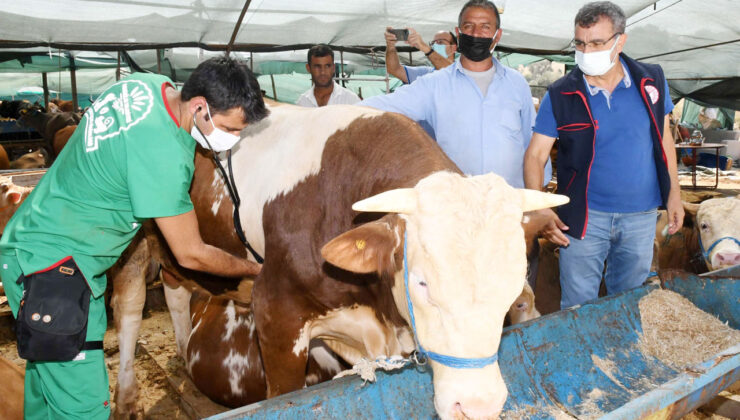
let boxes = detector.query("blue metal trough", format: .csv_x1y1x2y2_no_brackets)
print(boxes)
208,266,740,420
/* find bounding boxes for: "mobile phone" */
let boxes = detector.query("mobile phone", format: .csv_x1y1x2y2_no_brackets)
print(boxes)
388,28,409,42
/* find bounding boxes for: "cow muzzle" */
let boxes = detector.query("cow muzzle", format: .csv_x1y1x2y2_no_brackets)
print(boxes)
433,363,508,420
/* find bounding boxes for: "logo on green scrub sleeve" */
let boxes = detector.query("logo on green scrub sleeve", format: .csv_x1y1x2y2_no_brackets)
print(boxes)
84,80,154,153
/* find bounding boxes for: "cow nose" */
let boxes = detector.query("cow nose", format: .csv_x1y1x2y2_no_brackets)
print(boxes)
453,394,506,419
716,251,740,267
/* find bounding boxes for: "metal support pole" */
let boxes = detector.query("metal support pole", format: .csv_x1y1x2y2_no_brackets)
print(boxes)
250,52,254,71
156,49,162,74
41,73,49,110
340,50,346,88
270,74,277,101
226,0,253,56
116,51,121,81
69,55,78,112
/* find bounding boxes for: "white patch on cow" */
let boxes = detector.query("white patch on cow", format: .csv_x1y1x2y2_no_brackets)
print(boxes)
223,349,250,397
210,168,227,216
292,305,414,366
187,350,200,375
228,104,383,258
222,300,249,342
190,317,202,342
308,344,343,376
305,373,319,386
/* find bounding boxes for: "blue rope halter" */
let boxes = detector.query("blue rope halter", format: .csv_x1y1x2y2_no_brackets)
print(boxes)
698,234,740,263
403,231,499,369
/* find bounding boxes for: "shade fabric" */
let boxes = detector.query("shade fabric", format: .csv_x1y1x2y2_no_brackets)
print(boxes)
0,1,737,107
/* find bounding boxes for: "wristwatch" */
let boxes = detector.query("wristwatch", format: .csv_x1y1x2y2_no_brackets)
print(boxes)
424,49,434,57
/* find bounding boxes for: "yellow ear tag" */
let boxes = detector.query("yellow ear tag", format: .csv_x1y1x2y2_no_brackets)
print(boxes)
355,239,366,251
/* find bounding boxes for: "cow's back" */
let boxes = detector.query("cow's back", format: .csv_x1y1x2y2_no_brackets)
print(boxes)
231,104,459,261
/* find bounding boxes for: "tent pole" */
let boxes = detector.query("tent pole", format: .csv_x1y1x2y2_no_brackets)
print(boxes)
250,52,254,71
226,0,253,56
116,51,121,81
270,74,277,101
340,50,346,88
69,55,78,112
42,73,49,111
157,49,162,74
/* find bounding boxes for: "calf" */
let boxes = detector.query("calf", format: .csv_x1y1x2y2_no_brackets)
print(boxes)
654,196,740,274
9,149,47,170
0,176,33,234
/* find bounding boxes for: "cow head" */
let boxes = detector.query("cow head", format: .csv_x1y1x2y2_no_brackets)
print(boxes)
685,196,740,270
322,171,567,420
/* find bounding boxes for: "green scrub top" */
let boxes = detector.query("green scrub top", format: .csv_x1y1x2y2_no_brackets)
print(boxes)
0,73,195,298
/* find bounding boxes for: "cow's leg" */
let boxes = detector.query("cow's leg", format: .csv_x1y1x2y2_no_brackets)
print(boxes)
252,279,309,397
162,270,192,359
110,239,149,420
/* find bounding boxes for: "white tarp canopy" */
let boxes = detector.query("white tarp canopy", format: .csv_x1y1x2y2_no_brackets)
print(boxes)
1,0,738,107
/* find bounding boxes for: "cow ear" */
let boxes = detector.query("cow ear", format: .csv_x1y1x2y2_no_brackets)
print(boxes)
322,220,400,274
683,201,699,229
683,201,699,217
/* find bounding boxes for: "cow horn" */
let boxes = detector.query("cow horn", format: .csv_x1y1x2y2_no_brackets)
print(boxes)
352,188,417,214
519,189,570,212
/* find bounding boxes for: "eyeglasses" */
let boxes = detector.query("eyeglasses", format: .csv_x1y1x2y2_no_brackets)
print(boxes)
429,39,452,46
571,32,621,51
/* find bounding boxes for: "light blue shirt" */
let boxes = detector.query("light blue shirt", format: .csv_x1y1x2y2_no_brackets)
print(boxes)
404,65,434,84
362,58,551,188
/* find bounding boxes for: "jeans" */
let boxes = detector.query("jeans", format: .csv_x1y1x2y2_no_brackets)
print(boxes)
559,208,657,309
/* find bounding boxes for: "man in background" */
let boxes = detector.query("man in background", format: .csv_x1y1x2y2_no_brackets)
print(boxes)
296,44,360,107
385,28,457,84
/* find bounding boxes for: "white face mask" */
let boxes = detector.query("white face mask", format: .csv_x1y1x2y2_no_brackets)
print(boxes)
575,34,621,76
190,103,241,152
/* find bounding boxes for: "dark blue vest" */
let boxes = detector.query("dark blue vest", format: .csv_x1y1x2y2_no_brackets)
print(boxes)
548,53,672,239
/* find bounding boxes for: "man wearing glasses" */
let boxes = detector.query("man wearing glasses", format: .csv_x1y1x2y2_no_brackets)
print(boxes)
524,1,683,309
384,28,457,84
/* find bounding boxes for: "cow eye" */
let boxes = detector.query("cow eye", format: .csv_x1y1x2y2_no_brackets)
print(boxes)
700,222,709,230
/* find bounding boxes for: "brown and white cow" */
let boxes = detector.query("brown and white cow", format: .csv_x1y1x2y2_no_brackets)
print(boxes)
133,104,566,419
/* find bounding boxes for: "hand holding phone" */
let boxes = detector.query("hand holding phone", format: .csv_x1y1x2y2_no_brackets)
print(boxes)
387,28,409,42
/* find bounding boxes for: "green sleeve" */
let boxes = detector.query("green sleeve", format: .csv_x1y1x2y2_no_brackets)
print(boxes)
126,132,194,219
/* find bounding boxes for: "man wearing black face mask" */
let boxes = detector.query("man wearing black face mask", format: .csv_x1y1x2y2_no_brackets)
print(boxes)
360,0,550,190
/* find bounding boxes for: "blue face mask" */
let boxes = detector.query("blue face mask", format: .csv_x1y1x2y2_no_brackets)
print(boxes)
431,43,449,59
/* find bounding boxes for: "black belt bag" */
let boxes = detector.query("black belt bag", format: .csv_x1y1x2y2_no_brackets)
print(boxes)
15,257,102,362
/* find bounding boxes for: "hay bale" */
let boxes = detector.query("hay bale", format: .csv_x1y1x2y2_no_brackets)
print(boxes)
638,289,740,369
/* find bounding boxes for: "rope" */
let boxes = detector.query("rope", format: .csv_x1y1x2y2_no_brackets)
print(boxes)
403,231,499,369
333,355,411,383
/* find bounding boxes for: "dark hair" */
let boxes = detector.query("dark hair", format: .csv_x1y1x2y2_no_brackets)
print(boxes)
458,0,501,30
181,56,268,124
307,44,334,65
448,31,458,46
575,1,626,34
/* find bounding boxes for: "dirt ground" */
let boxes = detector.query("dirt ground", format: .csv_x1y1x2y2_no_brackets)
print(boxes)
677,164,740,194
0,308,226,419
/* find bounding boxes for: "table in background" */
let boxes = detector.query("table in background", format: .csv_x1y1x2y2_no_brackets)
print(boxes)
675,142,725,189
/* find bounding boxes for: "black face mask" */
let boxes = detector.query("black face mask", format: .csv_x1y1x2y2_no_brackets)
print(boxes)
458,32,494,62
